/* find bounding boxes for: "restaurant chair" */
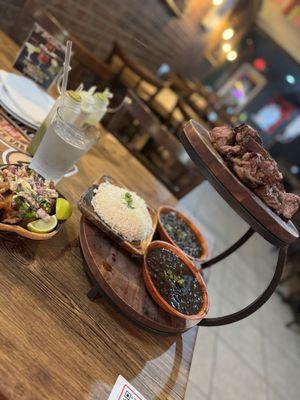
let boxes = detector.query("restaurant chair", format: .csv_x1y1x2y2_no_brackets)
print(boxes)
162,96,210,140
171,74,206,109
106,89,203,197
170,73,230,127
10,0,114,89
105,42,167,102
104,42,183,127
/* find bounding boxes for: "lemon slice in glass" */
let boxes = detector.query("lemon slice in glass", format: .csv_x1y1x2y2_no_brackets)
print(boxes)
27,215,58,233
56,198,73,220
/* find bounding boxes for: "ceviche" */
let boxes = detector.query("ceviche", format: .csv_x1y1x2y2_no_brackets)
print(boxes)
0,165,71,233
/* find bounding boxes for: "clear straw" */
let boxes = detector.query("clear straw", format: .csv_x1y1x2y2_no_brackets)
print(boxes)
60,40,72,106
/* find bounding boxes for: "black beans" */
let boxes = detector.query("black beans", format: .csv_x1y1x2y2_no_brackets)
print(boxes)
147,247,203,315
160,211,203,258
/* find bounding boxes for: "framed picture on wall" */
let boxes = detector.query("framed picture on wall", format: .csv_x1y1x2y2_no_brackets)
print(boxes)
251,95,297,136
13,23,66,89
217,63,266,112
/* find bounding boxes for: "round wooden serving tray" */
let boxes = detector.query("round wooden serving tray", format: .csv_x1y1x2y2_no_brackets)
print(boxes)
79,217,201,334
181,120,299,246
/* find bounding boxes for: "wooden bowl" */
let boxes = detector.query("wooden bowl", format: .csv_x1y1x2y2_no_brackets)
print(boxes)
78,175,157,256
143,241,209,321
0,222,60,240
0,164,66,240
157,205,208,262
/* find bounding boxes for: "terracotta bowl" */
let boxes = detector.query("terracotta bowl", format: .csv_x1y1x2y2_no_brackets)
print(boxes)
143,240,209,321
0,163,67,240
157,205,208,262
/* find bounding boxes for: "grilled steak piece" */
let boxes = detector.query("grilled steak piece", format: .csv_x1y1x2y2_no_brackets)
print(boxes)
210,126,233,147
230,151,283,188
209,124,300,219
217,144,241,157
231,152,265,188
211,124,263,159
238,135,269,158
234,124,262,145
210,126,234,155
254,184,300,220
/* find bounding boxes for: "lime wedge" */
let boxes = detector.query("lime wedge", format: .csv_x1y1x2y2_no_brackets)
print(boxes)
67,90,81,103
27,215,57,233
56,198,73,220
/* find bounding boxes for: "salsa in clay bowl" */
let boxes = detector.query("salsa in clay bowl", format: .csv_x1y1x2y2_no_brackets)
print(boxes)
143,241,209,320
157,206,208,262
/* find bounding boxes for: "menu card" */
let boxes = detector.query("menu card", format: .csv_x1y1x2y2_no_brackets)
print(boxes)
108,375,147,400
13,23,66,89
0,112,30,152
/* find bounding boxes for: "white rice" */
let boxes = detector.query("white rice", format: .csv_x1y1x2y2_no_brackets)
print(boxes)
91,182,152,242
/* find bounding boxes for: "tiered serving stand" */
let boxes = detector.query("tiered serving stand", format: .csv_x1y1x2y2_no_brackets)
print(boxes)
80,120,299,333
180,120,299,326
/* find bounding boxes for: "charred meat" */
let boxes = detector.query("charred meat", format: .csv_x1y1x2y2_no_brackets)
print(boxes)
210,124,299,220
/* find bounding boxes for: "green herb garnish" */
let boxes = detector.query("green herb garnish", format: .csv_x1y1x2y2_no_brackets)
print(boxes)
177,278,185,287
124,192,135,209
164,269,185,288
19,202,30,212
36,196,52,213
16,200,37,221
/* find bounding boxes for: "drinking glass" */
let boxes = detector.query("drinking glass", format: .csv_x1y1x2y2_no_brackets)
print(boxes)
30,106,99,182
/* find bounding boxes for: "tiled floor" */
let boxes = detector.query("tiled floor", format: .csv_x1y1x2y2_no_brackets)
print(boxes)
181,182,300,400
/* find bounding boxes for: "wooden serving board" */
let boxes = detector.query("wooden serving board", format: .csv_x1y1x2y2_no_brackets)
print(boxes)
181,120,299,246
79,217,201,334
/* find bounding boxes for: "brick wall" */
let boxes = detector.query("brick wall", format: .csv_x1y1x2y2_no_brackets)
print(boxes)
0,0,211,79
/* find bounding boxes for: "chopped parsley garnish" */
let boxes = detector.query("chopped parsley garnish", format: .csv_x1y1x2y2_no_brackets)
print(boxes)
16,201,37,221
164,269,185,288
36,196,52,213
124,192,135,209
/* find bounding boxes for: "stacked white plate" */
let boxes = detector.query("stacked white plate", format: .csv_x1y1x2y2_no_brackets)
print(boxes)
0,70,55,129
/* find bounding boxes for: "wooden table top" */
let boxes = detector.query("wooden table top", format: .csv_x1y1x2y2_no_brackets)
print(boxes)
0,30,198,400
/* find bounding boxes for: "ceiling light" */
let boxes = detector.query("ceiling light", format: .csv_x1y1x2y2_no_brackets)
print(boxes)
286,74,296,84
227,50,237,61
208,111,218,122
253,58,267,71
222,43,231,53
239,112,248,122
290,165,299,174
212,0,223,5
222,28,234,40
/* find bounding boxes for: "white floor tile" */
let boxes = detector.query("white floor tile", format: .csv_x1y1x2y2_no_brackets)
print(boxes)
181,182,300,400
211,340,267,400
184,379,209,400
260,293,300,362
264,336,300,400
185,329,217,397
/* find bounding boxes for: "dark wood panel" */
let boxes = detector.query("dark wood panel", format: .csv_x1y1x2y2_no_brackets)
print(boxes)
0,0,211,79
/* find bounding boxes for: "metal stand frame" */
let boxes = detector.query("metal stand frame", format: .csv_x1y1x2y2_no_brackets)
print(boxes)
198,229,288,326
202,228,255,269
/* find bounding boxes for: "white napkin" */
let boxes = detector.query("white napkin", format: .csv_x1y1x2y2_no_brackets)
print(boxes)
0,70,54,125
